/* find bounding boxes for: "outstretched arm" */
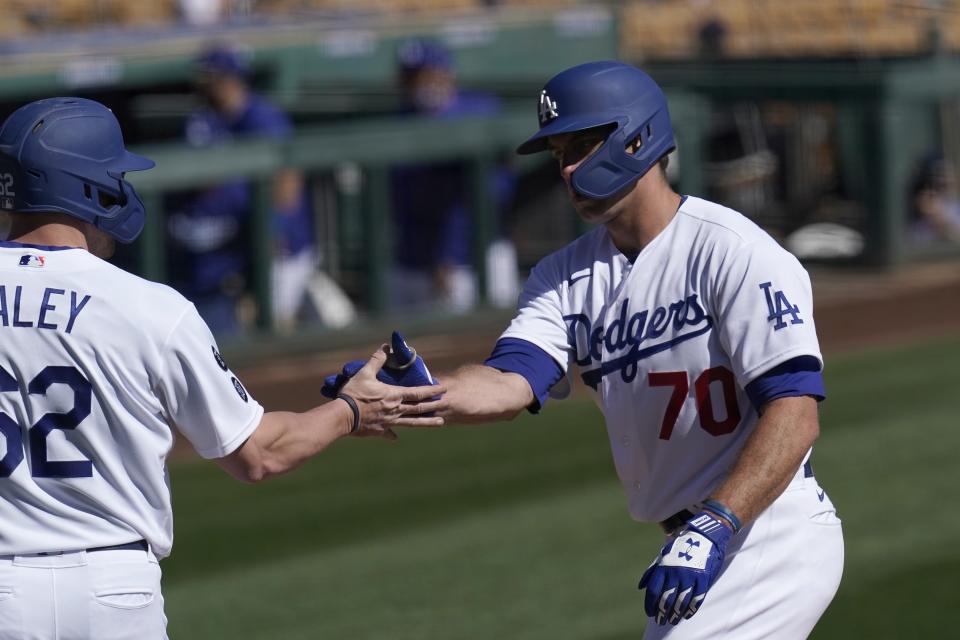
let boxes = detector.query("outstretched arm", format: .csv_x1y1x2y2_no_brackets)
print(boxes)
435,364,536,424
321,334,562,427
217,347,444,483
218,403,354,483
428,334,567,425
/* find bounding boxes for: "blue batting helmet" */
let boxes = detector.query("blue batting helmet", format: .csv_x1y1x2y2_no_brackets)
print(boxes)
516,61,675,199
0,97,154,243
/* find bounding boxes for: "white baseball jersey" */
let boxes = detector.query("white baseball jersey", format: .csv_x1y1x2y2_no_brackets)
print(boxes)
0,243,263,558
501,196,822,522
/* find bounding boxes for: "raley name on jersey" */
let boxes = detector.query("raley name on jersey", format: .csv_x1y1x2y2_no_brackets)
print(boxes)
565,294,713,389
0,285,91,333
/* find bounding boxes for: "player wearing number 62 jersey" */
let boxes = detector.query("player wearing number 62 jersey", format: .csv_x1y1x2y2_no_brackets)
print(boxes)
382,62,844,638
0,98,443,640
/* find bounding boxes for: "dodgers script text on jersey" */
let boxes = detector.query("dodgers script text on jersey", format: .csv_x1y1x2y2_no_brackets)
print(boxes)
501,196,821,522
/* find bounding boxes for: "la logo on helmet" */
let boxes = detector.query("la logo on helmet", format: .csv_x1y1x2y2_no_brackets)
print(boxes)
538,90,558,124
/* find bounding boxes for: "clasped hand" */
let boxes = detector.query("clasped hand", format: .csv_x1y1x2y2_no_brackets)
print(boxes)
328,332,445,439
323,331,438,398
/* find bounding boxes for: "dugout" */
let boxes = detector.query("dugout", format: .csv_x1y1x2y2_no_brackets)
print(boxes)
0,6,628,335
123,52,960,335
124,92,706,329
1,9,958,340
643,52,960,267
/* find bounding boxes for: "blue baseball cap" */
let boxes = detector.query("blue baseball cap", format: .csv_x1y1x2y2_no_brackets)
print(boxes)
396,38,453,73
196,45,249,78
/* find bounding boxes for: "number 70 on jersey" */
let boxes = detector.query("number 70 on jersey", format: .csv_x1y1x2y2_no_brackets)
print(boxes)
649,365,741,440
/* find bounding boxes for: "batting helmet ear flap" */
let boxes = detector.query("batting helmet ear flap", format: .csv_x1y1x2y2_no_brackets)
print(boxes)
95,150,155,243
571,123,636,199
571,108,675,199
93,178,148,244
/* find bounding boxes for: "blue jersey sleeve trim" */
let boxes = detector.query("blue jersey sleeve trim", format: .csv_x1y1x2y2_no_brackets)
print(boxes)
745,355,826,412
483,338,564,414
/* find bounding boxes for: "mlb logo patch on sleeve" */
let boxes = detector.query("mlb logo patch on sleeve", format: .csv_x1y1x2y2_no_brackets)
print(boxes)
18,254,45,268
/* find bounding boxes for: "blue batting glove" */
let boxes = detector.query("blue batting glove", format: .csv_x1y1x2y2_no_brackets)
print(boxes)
381,331,438,388
321,360,366,399
320,331,438,399
638,511,733,626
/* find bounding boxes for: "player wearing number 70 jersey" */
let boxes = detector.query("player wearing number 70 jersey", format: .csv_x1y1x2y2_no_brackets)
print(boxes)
0,98,443,640
387,62,844,638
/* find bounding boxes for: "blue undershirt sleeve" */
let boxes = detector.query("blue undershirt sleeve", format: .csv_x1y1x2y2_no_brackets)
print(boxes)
483,338,565,414
745,355,826,413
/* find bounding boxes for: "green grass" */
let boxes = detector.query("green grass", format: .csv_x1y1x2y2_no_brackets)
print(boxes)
163,335,960,639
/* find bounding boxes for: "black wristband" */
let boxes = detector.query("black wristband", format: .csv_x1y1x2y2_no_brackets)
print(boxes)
337,392,360,433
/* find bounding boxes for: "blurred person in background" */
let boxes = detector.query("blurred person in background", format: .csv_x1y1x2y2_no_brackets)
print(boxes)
697,16,729,59
389,38,519,313
908,152,960,244
166,174,250,334
169,44,319,334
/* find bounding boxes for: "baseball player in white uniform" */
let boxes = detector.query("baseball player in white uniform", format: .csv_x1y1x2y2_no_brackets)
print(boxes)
0,97,443,640
380,62,845,638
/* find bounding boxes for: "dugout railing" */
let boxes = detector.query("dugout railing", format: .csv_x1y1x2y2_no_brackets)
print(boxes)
126,95,709,334
127,48,960,338
6,4,959,339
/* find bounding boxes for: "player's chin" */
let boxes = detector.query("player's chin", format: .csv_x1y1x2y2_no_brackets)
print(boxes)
572,198,614,224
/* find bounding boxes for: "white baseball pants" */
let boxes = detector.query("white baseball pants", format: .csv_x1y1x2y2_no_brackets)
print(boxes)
644,474,844,639
0,547,167,640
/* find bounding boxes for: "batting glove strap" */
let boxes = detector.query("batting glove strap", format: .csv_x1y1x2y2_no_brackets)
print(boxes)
638,511,733,626
684,511,735,549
